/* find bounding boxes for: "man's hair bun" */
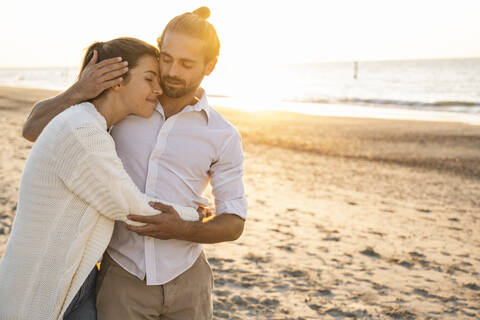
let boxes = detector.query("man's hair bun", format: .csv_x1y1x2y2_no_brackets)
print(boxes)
192,7,210,19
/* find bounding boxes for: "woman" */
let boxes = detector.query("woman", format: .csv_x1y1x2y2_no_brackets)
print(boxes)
0,38,199,320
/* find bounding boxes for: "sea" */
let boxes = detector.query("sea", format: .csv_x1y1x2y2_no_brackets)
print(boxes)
1,58,480,124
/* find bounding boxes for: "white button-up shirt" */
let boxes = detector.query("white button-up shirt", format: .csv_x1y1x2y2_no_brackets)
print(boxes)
106,93,247,285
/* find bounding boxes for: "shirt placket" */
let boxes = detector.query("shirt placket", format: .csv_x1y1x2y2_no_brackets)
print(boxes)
143,113,180,285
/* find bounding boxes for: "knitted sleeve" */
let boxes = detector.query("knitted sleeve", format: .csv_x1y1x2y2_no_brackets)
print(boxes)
55,122,199,225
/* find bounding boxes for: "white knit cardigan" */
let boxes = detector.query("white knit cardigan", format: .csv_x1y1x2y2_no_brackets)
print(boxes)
0,102,198,320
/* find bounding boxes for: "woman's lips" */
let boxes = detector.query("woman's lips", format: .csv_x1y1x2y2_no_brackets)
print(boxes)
146,98,158,105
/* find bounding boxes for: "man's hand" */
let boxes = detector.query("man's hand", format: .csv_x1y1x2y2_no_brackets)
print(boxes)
127,202,245,244
73,50,129,101
126,202,187,240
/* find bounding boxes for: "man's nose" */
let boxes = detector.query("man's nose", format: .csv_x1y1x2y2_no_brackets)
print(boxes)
167,62,182,78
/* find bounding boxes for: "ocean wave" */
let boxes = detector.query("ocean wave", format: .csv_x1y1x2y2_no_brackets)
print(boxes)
288,97,480,112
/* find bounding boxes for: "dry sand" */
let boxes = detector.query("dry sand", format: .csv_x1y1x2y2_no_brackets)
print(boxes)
0,86,479,319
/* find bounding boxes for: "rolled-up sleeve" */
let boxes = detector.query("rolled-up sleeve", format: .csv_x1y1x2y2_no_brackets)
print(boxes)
210,131,248,219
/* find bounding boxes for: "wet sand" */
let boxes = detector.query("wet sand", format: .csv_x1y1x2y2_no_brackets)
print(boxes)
0,86,479,319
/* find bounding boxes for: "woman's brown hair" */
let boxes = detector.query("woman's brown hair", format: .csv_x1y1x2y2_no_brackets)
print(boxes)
79,37,159,83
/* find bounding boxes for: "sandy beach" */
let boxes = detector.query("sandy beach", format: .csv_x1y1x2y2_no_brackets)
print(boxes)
0,86,479,319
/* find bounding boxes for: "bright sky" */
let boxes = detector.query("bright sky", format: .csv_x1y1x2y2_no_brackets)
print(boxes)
2,0,480,68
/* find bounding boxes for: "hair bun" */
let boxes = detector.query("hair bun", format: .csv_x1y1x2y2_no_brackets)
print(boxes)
192,7,210,19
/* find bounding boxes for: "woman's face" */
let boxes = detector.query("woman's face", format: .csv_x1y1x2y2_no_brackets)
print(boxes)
119,55,162,118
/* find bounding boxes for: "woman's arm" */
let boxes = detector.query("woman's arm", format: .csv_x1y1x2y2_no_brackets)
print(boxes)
55,122,198,225
23,51,127,142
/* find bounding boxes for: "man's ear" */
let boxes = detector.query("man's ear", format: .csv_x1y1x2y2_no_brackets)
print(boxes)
204,58,217,76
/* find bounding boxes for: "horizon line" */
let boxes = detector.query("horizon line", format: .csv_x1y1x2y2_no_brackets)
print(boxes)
2,55,480,69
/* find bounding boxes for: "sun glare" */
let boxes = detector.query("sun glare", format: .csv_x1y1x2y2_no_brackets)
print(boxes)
205,61,289,112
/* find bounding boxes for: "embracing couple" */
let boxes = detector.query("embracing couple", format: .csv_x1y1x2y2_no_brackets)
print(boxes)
0,7,247,320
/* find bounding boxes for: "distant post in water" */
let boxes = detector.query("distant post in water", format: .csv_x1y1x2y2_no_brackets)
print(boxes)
353,61,358,80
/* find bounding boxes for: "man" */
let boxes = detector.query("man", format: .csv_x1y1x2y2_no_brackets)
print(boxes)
22,7,247,320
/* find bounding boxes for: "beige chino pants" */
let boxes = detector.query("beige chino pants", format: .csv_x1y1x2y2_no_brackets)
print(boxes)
96,252,213,320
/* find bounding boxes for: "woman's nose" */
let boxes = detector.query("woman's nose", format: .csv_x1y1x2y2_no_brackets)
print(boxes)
153,79,163,95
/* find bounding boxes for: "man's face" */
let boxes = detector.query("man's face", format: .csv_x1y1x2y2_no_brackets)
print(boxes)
159,31,212,98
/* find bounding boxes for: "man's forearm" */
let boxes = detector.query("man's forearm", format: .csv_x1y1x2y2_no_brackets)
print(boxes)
23,85,84,142
22,53,128,142
126,205,246,244
180,213,245,244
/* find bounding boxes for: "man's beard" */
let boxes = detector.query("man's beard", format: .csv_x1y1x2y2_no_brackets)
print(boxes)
160,76,196,98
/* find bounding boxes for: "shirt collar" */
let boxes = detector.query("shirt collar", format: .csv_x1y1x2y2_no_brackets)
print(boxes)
155,91,211,123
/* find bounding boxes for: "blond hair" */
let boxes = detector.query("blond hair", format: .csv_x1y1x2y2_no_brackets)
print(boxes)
157,7,220,63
